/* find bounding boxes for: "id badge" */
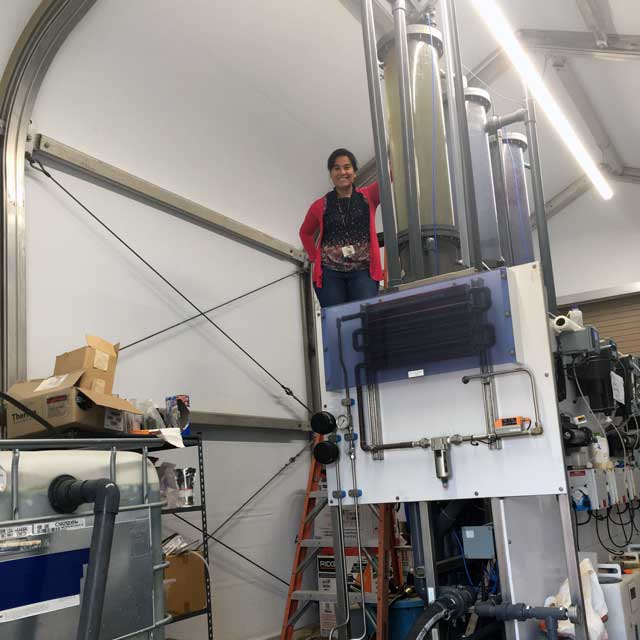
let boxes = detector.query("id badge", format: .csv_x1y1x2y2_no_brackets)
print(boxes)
341,245,355,258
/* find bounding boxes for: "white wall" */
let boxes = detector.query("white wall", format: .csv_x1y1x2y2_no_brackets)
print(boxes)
547,181,640,300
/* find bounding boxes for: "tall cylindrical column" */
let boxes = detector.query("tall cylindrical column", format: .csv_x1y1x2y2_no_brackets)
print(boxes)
361,0,402,286
525,89,558,312
378,24,457,281
501,133,535,266
464,87,502,266
489,129,514,266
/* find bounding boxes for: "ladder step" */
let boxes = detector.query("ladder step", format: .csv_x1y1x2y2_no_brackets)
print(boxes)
301,538,380,548
292,590,378,605
309,489,328,498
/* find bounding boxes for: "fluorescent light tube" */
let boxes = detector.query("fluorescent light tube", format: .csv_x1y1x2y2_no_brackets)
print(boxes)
469,0,613,200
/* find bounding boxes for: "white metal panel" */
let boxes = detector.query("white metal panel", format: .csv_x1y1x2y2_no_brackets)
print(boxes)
323,263,568,506
497,496,570,640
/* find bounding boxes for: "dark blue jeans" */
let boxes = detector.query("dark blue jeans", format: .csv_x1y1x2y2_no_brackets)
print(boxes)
314,268,379,308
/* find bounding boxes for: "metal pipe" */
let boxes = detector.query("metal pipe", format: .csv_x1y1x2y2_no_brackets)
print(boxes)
391,0,425,280
489,131,514,266
462,366,543,431
329,461,351,640
441,0,482,271
486,108,527,134
11,448,19,519
48,476,121,640
347,450,367,640
109,446,117,483
524,87,558,313
361,0,402,286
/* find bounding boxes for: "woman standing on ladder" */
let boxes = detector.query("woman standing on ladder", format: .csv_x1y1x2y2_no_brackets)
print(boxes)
300,148,383,308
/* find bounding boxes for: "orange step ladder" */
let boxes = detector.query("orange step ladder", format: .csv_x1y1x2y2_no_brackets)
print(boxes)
281,447,402,639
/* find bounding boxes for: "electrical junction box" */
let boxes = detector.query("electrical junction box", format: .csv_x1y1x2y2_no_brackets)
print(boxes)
461,525,495,559
569,468,608,511
556,326,600,356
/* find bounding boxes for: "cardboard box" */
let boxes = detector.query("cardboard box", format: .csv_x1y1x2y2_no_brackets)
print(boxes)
164,553,207,616
54,335,119,395
5,370,140,437
313,504,379,546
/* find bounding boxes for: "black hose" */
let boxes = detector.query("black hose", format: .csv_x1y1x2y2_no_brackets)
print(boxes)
48,475,120,640
435,501,466,540
406,601,449,640
406,502,429,602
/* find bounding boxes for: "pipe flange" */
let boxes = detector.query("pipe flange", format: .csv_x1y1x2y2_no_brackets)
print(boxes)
464,86,492,112
377,25,444,61
502,132,528,150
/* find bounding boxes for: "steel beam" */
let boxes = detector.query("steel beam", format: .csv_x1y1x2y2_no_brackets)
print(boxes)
338,0,393,35
532,165,640,225
521,29,640,61
189,411,309,432
32,134,304,264
533,174,592,226
613,166,640,186
553,57,624,174
0,0,98,389
467,48,510,89
471,28,640,92
576,0,616,48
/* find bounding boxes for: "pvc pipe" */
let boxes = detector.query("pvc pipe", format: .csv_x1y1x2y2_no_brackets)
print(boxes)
525,87,558,313
361,0,402,286
391,0,425,280
441,0,483,271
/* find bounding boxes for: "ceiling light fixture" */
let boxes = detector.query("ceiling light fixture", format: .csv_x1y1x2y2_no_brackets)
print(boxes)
469,0,613,200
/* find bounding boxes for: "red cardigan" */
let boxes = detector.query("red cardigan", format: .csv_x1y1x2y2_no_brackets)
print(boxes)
299,182,383,288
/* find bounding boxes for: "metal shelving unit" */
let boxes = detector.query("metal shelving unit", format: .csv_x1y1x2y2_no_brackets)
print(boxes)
0,433,213,639
161,434,214,640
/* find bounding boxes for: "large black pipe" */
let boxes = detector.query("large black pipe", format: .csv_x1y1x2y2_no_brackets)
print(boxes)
49,475,121,640
406,503,429,602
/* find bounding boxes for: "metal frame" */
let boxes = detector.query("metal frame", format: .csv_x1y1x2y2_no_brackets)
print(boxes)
575,0,616,49
520,29,640,60
0,0,98,391
190,410,310,432
163,435,214,639
558,281,640,307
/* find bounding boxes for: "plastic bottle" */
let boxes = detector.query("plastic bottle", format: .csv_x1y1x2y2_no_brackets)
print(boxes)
568,307,584,327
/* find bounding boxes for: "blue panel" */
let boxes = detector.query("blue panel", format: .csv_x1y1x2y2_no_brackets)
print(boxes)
0,548,89,610
321,268,516,391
